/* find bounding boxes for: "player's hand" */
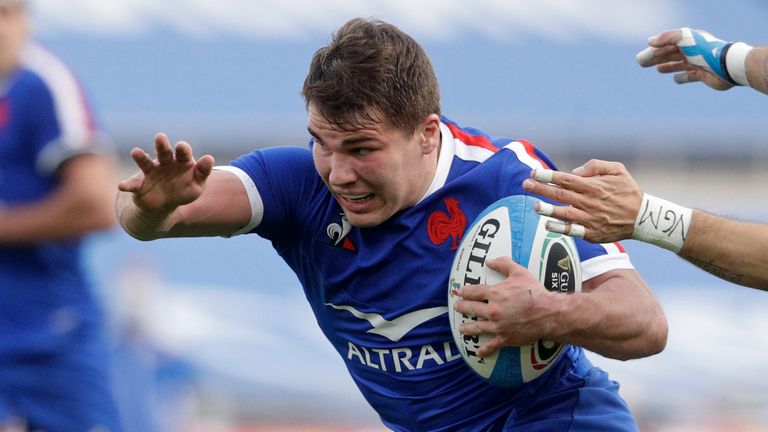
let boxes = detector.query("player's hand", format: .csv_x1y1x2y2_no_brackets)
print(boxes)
117,133,214,214
636,27,735,90
453,257,558,357
521,159,642,244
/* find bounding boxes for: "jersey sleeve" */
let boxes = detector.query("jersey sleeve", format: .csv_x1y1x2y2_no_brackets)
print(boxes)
576,240,633,281
222,146,323,240
496,139,559,198
23,44,112,176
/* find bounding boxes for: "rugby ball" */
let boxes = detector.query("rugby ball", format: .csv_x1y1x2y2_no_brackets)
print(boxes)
447,195,582,387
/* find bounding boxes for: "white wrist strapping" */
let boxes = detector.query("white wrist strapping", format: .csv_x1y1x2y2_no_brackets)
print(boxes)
632,193,693,253
725,42,754,87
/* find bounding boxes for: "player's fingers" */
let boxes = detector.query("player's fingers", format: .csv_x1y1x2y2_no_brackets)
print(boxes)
523,168,601,193
635,46,655,66
130,147,156,174
674,72,691,84
572,159,626,177
458,318,495,337
532,166,617,183
680,69,731,90
485,256,521,276
571,161,598,177
530,168,556,183
528,169,555,183
454,284,490,302
195,154,215,183
175,141,193,163
544,221,586,239
640,45,685,68
636,44,682,67
530,168,588,192
522,179,585,208
535,201,559,218
155,133,174,165
117,173,144,193
648,28,684,47
656,61,690,74
476,336,503,358
651,45,686,65
535,202,591,225
674,70,705,84
454,298,490,318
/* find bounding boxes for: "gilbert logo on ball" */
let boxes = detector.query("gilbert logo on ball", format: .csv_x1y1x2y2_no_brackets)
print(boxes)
447,195,582,387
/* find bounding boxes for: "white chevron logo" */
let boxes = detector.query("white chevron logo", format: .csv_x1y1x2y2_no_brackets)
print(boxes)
325,303,448,342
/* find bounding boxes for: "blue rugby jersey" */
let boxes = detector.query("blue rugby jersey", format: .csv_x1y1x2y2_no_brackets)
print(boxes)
0,42,109,354
224,117,634,431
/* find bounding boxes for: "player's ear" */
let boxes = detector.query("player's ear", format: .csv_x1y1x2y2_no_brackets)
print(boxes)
418,114,441,155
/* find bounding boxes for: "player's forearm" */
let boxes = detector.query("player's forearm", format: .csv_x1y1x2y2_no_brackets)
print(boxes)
678,211,768,290
116,190,243,239
116,190,178,241
745,46,768,95
117,169,254,240
0,188,115,244
0,156,117,244
552,270,668,360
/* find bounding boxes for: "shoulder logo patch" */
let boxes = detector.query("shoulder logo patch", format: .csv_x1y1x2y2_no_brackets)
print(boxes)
427,197,467,250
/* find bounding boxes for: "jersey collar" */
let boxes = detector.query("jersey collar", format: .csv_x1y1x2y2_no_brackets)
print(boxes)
415,121,455,204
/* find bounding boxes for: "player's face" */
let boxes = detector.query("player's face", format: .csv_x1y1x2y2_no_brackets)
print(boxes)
309,105,441,228
0,5,26,76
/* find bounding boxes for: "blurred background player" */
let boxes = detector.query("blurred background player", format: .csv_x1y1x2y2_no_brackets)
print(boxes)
522,27,768,290
117,17,667,431
0,0,122,430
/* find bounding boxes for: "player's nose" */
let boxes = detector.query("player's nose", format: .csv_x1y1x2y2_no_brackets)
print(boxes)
328,153,358,186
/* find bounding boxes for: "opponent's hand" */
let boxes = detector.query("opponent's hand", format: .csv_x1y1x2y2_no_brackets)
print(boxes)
636,27,735,90
117,133,214,214
522,159,643,244
453,257,559,357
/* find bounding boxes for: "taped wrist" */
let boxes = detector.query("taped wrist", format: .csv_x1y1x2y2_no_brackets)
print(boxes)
632,193,692,253
724,42,754,87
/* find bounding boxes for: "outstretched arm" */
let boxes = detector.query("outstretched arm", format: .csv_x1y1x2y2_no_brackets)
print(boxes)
677,211,768,288
453,257,667,360
522,160,768,291
636,27,768,95
117,133,251,240
745,46,768,94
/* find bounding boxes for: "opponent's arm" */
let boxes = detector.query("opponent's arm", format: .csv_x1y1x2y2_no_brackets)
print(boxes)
454,257,667,361
677,211,768,289
0,154,116,244
745,46,768,94
522,161,768,291
117,133,251,240
637,27,768,95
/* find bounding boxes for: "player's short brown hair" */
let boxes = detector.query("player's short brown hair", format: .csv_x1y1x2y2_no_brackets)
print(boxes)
302,18,441,135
